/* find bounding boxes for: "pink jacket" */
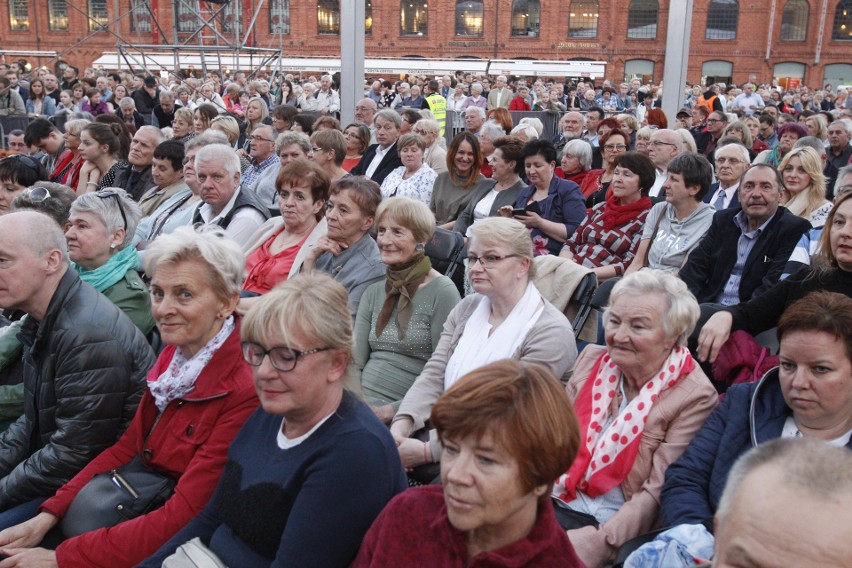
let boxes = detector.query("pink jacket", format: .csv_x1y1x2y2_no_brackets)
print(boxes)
41,323,258,568
565,345,717,565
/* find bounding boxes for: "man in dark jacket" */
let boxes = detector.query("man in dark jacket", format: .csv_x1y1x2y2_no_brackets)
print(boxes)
349,109,403,185
679,164,810,306
0,211,154,515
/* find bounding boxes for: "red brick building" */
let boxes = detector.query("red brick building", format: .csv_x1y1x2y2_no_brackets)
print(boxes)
2,0,851,87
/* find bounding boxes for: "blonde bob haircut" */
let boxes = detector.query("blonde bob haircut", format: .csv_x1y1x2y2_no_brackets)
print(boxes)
65,118,91,138
605,269,700,346
778,146,828,219
241,272,354,376
431,360,580,500
144,225,245,303
375,196,436,245
468,216,536,279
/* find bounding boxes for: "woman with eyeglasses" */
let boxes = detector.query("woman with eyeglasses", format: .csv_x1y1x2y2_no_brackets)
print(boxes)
497,139,586,256
0,155,50,214
560,152,655,283
0,227,258,568
65,188,155,334
379,134,437,205
138,272,406,568
308,129,349,184
390,217,577,482
580,122,630,207
76,122,128,194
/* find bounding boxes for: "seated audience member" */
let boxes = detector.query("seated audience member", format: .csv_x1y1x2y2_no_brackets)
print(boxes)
133,131,225,255
663,292,852,542
579,129,630,205
51,119,89,190
171,107,195,144
379,134,437,205
558,139,593,188
0,154,49,214
138,273,407,568
342,122,371,172
555,270,717,568
0,227,258,567
24,119,65,174
698,191,852,364
308,129,349,184
626,153,715,274
679,164,811,306
252,131,312,209
753,122,807,167
454,136,524,237
500,139,586,255
349,109,404,186
430,132,493,229
242,125,279,189
779,146,832,228
302,177,385,318
240,159,329,312
390,218,577,474
192,104,219,136
412,119,447,175
137,140,188,217
353,360,585,567
290,113,315,136
704,143,749,211
209,115,243,153
66,188,154,334
81,88,108,117
190,143,269,246
25,79,56,117
117,97,146,133
711,438,852,567
77,122,127,193
112,126,164,201
151,90,175,129
354,197,460,424
0,211,154,521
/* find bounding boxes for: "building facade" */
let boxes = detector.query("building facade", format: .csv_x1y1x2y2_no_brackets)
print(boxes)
3,0,851,87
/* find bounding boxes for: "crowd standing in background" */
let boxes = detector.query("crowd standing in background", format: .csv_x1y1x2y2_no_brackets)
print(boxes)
0,59,846,567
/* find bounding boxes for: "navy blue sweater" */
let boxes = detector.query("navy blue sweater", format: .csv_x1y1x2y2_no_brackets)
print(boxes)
138,391,407,568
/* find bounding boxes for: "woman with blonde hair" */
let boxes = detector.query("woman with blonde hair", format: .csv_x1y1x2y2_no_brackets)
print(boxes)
779,146,832,228
804,114,828,144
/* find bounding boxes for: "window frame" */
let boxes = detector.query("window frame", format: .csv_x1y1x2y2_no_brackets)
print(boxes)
455,0,484,36
400,0,429,36
510,0,541,38
705,0,739,40
627,0,658,39
568,0,599,38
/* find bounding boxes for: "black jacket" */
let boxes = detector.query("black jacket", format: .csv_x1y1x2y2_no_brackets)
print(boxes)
0,270,154,510
678,207,810,304
703,182,742,210
113,163,154,202
349,142,403,185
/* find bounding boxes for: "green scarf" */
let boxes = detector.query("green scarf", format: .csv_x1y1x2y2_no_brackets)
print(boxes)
73,246,140,292
375,252,432,340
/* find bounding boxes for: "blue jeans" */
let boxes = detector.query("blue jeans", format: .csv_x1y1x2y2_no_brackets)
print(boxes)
0,497,46,532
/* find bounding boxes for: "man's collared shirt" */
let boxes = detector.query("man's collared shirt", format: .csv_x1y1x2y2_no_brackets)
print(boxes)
718,210,775,306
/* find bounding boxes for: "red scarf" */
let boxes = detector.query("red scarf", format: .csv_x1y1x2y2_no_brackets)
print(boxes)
601,193,652,230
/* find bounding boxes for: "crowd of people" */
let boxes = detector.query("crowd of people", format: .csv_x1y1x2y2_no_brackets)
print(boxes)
0,61,848,567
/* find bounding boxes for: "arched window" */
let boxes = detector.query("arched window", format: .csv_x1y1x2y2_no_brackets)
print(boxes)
130,0,151,33
48,0,67,30
832,0,852,40
511,0,540,37
318,0,339,34
627,0,658,38
568,0,599,38
88,0,108,31
706,0,738,40
9,0,29,30
401,0,428,36
270,0,290,34
455,1,484,36
780,0,808,41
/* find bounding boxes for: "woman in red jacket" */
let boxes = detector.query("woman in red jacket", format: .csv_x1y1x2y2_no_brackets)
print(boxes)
0,226,258,568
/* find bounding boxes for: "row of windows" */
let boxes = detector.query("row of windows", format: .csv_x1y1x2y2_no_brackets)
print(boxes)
10,0,852,42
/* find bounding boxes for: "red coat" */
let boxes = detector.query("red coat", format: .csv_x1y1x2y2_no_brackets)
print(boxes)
41,322,259,568
509,96,531,111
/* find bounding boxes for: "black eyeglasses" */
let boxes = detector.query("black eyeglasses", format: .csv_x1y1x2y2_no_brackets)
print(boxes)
241,341,331,372
96,188,127,229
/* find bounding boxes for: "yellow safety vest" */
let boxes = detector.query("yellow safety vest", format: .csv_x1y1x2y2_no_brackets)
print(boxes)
426,93,446,136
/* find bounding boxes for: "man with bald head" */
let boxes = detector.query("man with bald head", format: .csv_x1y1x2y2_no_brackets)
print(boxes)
647,129,684,197
0,211,154,516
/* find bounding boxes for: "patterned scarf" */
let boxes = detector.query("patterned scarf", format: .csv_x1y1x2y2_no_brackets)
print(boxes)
557,346,695,500
375,251,431,340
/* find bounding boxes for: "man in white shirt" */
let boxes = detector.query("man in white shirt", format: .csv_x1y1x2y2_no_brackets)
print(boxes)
647,129,684,198
486,75,512,110
315,74,340,115
705,144,749,210
731,83,764,116
191,144,268,246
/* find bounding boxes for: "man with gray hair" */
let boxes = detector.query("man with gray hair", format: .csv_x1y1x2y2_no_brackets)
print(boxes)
191,143,269,245
118,97,145,132
251,131,313,208
463,106,486,136
647,129,685,197
151,89,176,129
315,74,340,115
705,143,749,210
113,125,164,201
487,75,511,110
825,118,852,199
730,82,764,116
0,211,154,513
714,439,852,567
834,164,852,201
350,109,403,185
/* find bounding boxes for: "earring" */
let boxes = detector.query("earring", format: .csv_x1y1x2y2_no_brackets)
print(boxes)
110,243,117,250
415,243,425,253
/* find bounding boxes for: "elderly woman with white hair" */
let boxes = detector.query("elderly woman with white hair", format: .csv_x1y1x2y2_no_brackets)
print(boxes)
379,134,437,205
558,139,593,187
390,217,577,480
65,188,155,334
412,119,447,174
460,82,487,110
299,83,321,112
554,269,717,568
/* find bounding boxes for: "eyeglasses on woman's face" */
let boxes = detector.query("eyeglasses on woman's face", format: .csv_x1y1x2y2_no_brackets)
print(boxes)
241,341,331,372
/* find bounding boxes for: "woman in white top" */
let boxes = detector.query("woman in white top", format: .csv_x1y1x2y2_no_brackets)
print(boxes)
379,134,437,205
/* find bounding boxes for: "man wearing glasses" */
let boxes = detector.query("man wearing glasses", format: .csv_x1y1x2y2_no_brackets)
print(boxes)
705,144,749,210
702,112,729,165
647,129,684,198
242,125,279,192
